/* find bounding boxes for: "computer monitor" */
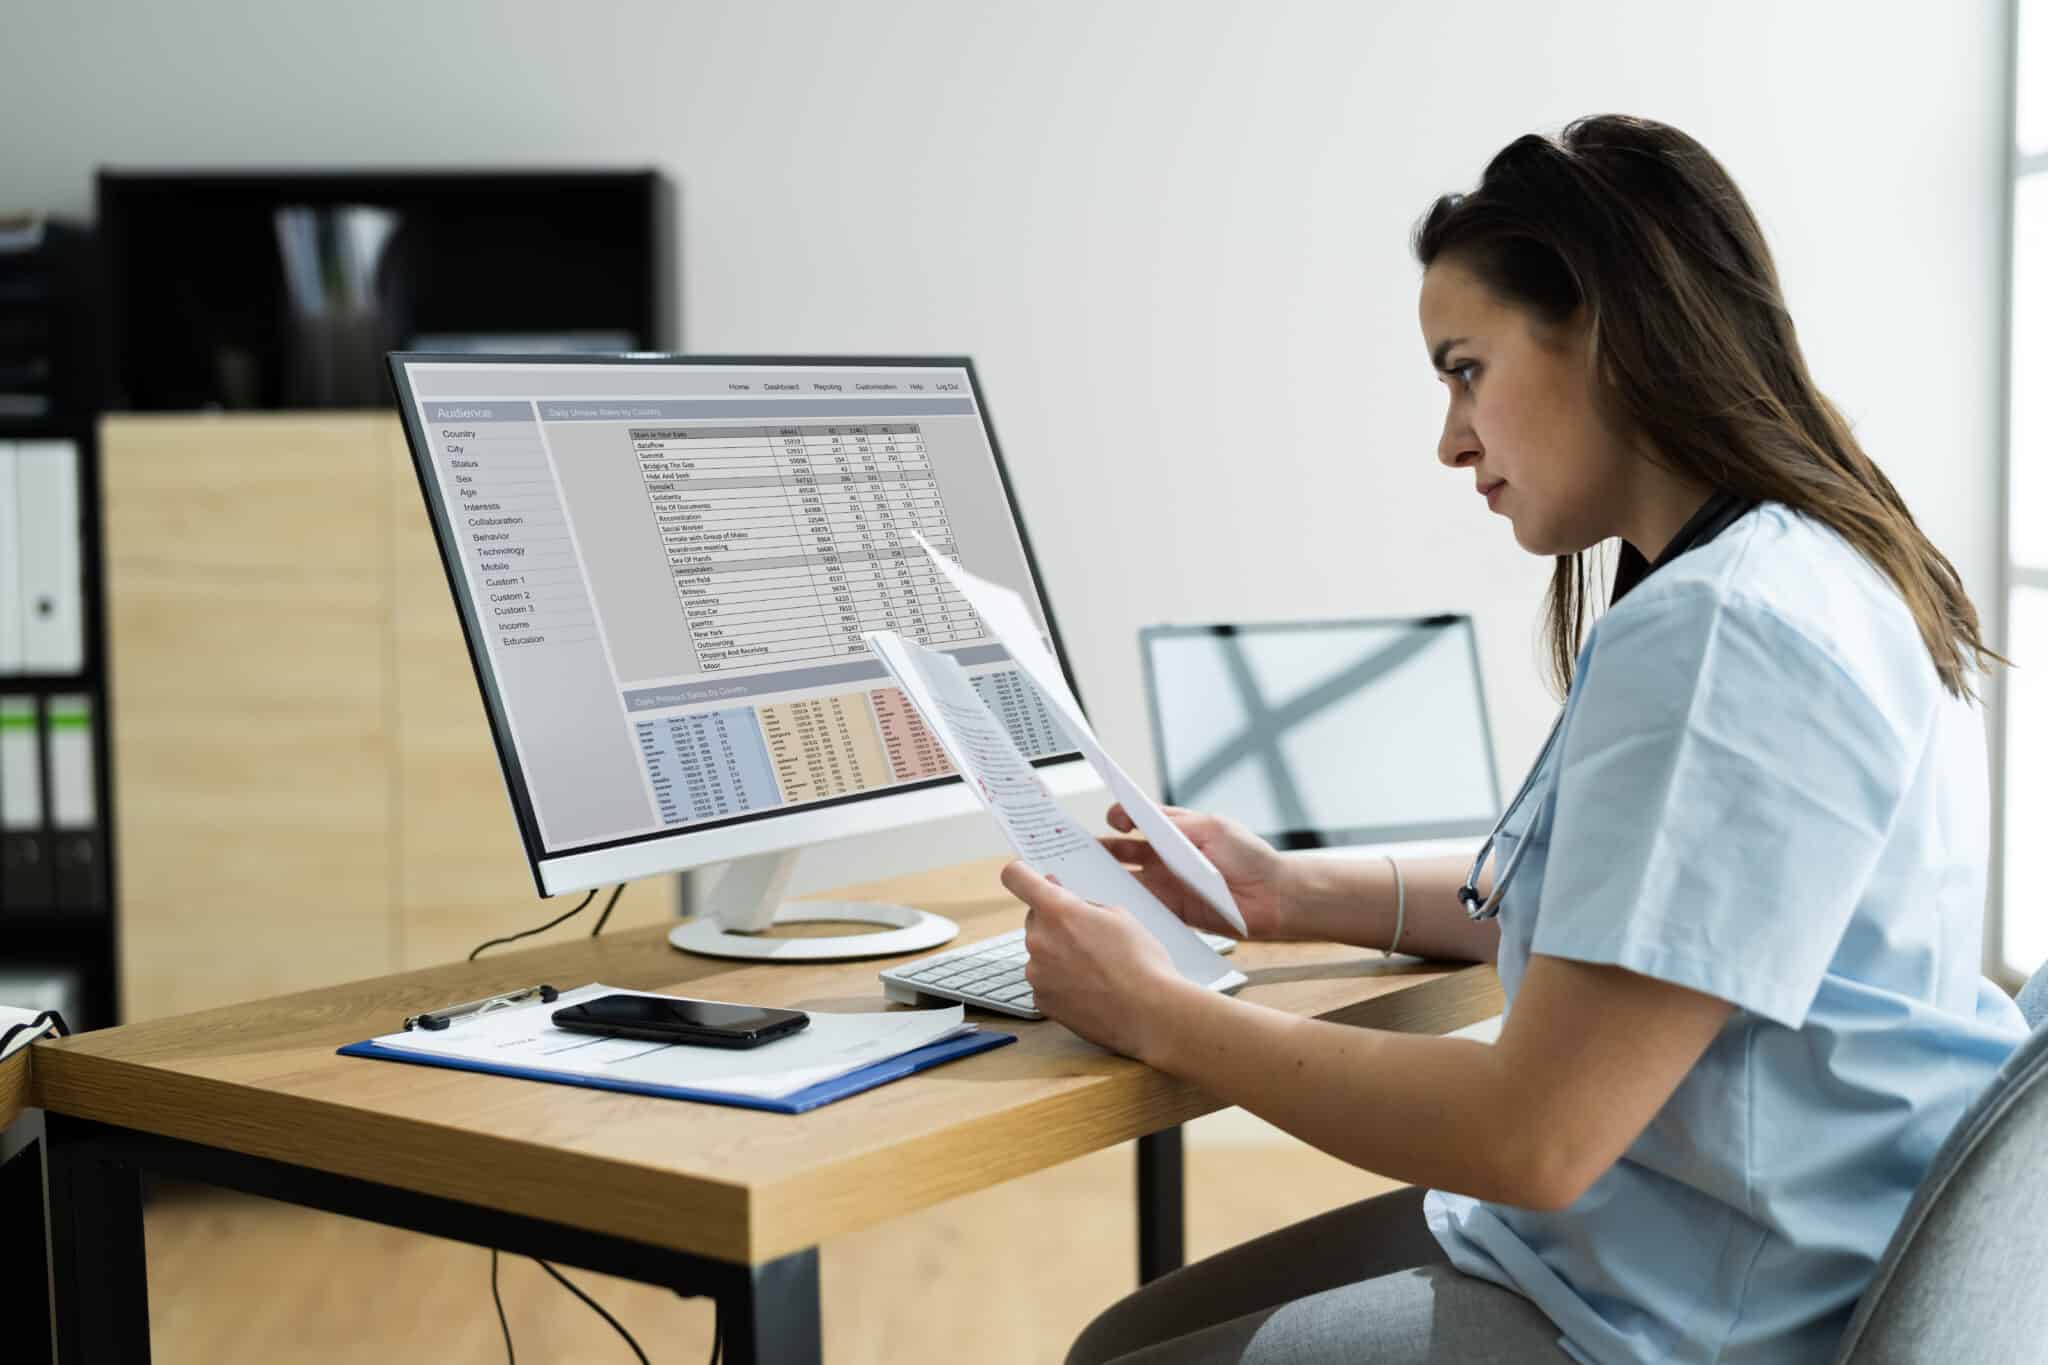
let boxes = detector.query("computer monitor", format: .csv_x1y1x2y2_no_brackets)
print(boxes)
387,354,1097,960
1138,616,1502,854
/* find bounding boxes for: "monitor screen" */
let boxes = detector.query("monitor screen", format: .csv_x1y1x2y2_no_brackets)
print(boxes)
1140,617,1501,849
389,355,1084,892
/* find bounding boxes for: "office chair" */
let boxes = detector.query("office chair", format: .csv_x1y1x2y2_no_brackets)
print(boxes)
1829,961,2048,1364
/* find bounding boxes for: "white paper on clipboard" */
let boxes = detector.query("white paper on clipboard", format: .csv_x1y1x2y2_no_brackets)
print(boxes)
912,533,1247,937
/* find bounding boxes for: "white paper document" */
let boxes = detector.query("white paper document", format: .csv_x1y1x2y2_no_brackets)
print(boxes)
911,532,1248,937
865,630,1245,994
365,984,977,1101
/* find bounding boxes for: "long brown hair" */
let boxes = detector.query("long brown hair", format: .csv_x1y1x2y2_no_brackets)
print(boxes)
1412,114,1999,701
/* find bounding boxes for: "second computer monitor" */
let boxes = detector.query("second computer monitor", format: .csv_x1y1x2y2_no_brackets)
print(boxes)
1139,616,1502,851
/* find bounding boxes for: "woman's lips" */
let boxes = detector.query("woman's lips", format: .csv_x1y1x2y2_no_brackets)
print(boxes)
1478,478,1506,509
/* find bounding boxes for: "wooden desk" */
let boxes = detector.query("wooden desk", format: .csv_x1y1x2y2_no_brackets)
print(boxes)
36,858,1501,1364
0,1047,28,1133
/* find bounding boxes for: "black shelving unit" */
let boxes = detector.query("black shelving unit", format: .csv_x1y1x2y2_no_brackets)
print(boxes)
97,169,670,411
0,416,117,1033
0,415,116,1033
1,211,116,1034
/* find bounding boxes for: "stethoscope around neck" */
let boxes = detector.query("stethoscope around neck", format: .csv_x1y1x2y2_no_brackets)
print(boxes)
1452,491,1757,922
1456,707,1565,921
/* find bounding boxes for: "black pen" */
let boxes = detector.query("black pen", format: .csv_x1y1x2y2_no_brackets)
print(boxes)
404,984,560,1032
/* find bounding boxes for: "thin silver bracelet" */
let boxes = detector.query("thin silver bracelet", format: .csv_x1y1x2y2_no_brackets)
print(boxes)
1381,854,1406,958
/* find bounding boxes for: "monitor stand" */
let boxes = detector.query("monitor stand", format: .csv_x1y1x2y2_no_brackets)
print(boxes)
667,847,960,962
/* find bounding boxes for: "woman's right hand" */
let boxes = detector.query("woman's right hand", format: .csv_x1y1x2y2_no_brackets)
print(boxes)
1098,803,1295,940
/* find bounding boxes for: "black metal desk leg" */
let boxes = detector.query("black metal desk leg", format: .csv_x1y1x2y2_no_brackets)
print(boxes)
1,1115,53,1365
44,1114,152,1364
716,1246,820,1365
1138,1126,1185,1283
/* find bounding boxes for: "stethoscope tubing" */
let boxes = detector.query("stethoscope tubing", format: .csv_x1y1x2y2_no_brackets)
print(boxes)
1459,709,1565,920
1453,493,1757,923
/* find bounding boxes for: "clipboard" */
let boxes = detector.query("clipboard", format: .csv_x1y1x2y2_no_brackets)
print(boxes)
337,986,1016,1115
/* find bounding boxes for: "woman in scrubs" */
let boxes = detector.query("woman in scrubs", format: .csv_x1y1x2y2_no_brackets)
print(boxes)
1012,114,2033,1365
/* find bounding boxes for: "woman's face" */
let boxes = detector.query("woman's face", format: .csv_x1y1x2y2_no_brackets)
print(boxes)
1419,260,1638,556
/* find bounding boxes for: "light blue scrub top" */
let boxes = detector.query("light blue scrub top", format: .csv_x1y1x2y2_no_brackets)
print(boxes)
1424,502,2030,1365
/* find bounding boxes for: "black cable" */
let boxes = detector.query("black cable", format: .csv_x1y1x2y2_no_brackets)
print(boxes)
534,1258,651,1365
589,883,627,937
468,889,598,961
470,881,691,1363
491,1249,517,1365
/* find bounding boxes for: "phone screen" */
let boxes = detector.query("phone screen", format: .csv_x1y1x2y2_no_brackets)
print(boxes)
570,994,803,1036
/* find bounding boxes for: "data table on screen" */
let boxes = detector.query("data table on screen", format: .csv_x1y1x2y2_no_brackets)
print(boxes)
635,422,985,673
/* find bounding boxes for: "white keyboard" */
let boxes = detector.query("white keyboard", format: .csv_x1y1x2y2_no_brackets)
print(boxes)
879,926,1238,1020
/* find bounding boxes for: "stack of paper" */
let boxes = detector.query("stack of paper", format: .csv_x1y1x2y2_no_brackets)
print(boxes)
864,538,1248,996
360,984,979,1102
914,532,1248,935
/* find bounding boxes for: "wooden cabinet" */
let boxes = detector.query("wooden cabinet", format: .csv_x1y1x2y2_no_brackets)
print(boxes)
104,414,672,1020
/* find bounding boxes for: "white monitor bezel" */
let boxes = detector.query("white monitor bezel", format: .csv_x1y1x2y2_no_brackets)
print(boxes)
388,353,1094,897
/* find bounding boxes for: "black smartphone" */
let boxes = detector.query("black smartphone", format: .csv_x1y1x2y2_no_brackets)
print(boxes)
551,994,809,1049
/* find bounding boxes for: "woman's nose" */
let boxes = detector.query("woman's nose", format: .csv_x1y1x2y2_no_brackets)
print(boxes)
1438,413,1480,469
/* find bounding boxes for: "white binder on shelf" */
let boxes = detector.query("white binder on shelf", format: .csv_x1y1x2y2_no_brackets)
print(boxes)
0,695,49,907
0,441,20,673
17,439,84,674
46,693,102,908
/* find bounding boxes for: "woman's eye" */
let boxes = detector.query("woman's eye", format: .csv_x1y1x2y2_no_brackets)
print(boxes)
1452,362,1478,386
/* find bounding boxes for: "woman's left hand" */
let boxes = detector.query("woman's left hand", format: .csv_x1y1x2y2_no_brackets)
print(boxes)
999,860,1186,1060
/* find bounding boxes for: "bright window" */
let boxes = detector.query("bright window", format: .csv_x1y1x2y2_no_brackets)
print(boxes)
2006,588,2047,975
2002,0,2048,979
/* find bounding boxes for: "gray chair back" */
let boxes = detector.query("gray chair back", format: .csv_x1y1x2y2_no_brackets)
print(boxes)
1830,964,2048,1364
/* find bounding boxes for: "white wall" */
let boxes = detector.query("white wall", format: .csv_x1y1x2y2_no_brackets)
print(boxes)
1,0,2014,896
